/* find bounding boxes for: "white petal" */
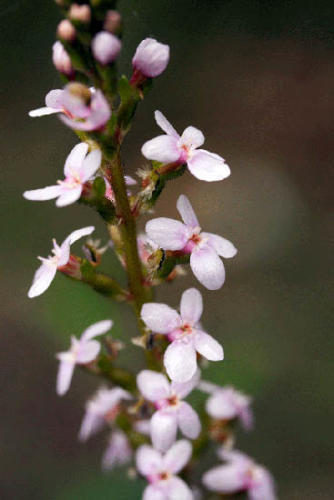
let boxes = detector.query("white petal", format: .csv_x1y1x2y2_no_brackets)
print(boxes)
180,126,204,149
164,341,197,383
45,89,64,108
178,402,201,440
187,149,231,182
155,110,179,138
136,445,162,476
23,185,62,201
171,370,201,399
55,186,83,207
168,476,194,500
163,439,192,474
151,410,178,452
28,262,57,298
101,430,132,471
56,359,75,396
64,142,89,176
81,319,113,341
76,340,101,364
190,245,225,290
194,330,223,361
28,107,60,117
125,175,137,186
176,195,199,228
201,232,237,258
141,135,180,163
143,485,165,500
146,218,188,251
80,149,102,182
78,411,104,442
206,392,236,420
249,467,276,500
180,288,203,325
202,464,245,493
59,226,95,265
141,303,181,334
137,370,170,402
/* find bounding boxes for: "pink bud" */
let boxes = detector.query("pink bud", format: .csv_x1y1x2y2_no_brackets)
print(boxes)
92,31,122,65
104,10,122,33
52,41,74,77
132,37,170,78
57,19,76,42
69,4,91,23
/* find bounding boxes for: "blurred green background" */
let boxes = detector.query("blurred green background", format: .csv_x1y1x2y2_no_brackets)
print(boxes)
1,0,333,498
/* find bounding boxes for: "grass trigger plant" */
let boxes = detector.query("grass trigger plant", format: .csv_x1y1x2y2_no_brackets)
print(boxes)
25,1,277,498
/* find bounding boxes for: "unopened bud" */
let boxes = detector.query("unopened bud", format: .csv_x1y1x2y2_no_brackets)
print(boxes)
52,41,74,76
92,31,122,65
132,38,170,78
69,3,91,23
67,82,91,104
57,19,76,42
104,10,122,33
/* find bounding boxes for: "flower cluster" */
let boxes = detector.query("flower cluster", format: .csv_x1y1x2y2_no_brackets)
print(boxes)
24,2,276,499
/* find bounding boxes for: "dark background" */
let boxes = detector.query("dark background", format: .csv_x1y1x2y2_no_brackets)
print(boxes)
0,0,333,498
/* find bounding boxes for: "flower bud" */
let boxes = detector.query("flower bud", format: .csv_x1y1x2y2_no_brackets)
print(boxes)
57,19,76,42
69,3,91,23
92,31,121,65
104,10,122,34
52,41,74,77
132,38,169,78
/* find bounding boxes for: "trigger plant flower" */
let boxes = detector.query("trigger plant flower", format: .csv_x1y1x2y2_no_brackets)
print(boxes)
137,369,201,451
141,288,223,382
146,194,237,290
92,31,122,65
56,320,113,396
28,226,94,298
142,110,231,181
136,440,193,500
202,449,276,500
29,84,111,131
23,143,101,207
132,38,170,79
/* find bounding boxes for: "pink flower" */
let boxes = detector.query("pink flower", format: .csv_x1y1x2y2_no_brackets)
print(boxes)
29,85,111,131
23,143,101,207
137,370,201,451
141,288,223,382
202,449,276,500
142,111,230,182
146,194,237,290
92,31,122,65
52,41,74,77
132,38,170,78
56,320,112,396
79,386,132,441
136,440,193,500
101,430,132,471
28,226,94,298
199,382,253,430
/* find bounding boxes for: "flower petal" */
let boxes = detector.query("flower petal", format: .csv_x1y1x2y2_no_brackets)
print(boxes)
28,262,57,298
180,288,203,325
141,135,180,163
163,439,192,474
143,485,165,500
80,149,102,182
155,110,179,138
249,467,276,500
151,410,178,452
136,445,162,477
59,226,95,265
164,340,197,383
141,303,181,334
146,218,188,251
190,245,225,290
55,186,83,207
101,430,132,471
202,232,237,258
178,402,201,440
56,359,75,396
168,476,193,500
28,107,60,117
180,126,204,149
45,89,64,109
171,369,200,399
64,142,89,176
187,149,231,182
194,330,224,361
202,464,245,494
176,195,199,228
76,340,101,364
78,411,104,442
137,370,170,402
23,185,62,201
81,319,113,342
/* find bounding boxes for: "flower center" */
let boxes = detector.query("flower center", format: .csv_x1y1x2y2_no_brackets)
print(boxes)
168,394,179,407
158,471,170,481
